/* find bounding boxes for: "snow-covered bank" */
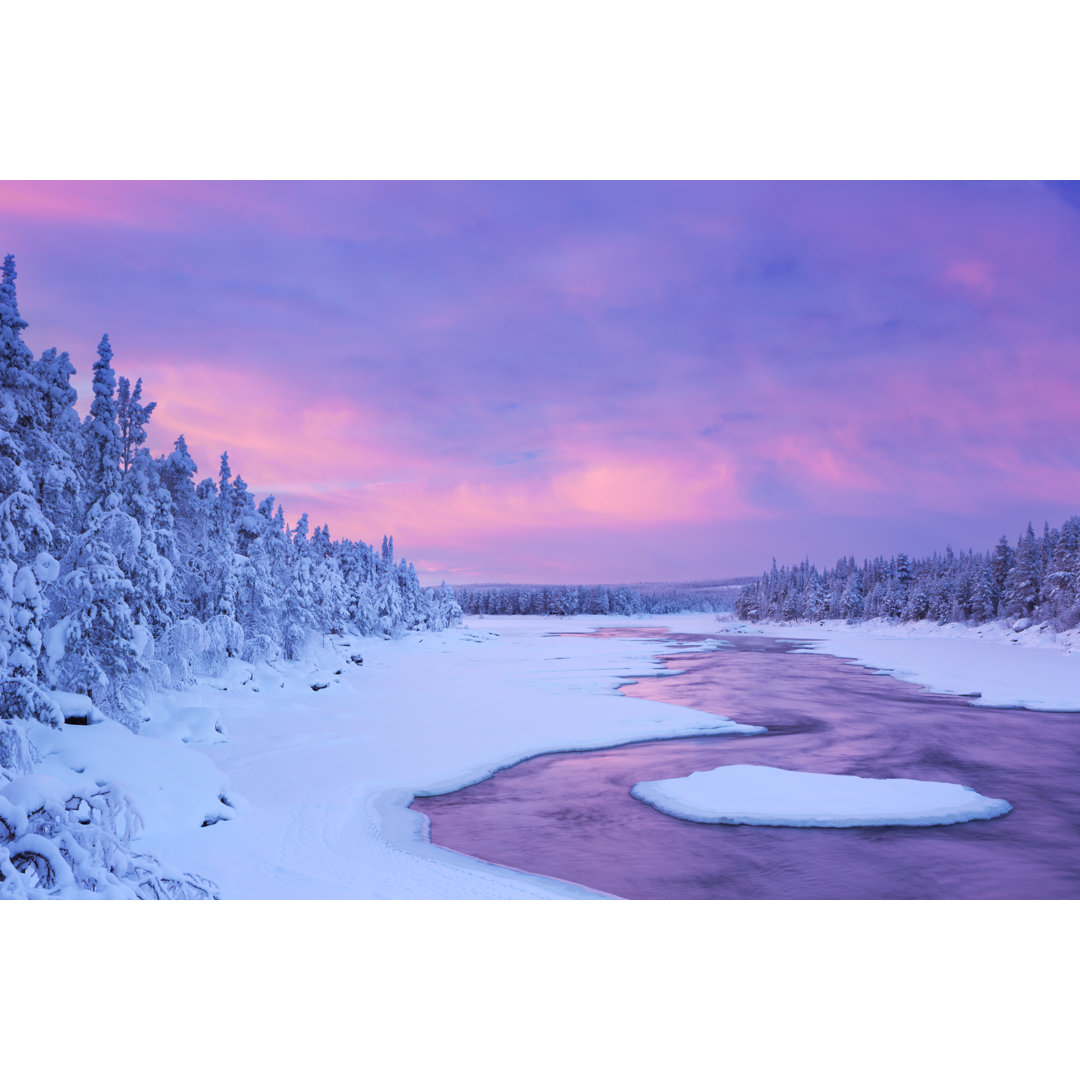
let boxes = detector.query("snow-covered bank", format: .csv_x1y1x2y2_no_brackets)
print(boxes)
631,763,1012,827
466,612,1080,712
717,616,1080,711
31,617,755,899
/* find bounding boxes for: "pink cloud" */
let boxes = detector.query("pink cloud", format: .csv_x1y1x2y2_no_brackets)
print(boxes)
143,357,417,508
0,181,217,230
8,180,1080,584
768,434,885,494
945,259,995,294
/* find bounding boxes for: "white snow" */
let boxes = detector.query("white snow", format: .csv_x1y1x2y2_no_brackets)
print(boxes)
631,763,1012,827
718,616,1080,710
31,717,235,837
45,690,110,725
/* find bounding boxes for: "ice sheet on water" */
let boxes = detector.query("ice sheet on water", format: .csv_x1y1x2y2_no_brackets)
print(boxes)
630,763,1013,827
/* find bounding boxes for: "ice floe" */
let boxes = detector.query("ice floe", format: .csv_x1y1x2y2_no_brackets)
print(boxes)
631,763,1012,827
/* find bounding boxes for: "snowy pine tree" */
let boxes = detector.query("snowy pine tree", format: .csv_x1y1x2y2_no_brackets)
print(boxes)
0,257,58,683
1003,524,1040,622
116,376,156,475
48,502,144,727
79,335,123,509
31,348,82,549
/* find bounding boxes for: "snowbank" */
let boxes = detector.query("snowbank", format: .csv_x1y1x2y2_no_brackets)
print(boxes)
464,612,1080,712
45,691,110,725
32,716,235,837
718,616,1080,710
630,763,1012,827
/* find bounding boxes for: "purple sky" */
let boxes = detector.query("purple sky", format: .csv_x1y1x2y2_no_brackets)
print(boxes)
2,181,1079,584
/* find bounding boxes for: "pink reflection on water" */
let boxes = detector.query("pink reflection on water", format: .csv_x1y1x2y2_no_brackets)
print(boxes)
413,632,1080,899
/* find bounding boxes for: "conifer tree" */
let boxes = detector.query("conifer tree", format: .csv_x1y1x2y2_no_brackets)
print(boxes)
79,335,122,510
839,570,864,621
1003,524,1040,620
0,256,57,682
210,452,239,619
31,348,82,548
238,496,285,646
0,255,38,437
990,536,1013,614
121,448,177,636
116,375,156,474
49,502,144,726
280,513,316,658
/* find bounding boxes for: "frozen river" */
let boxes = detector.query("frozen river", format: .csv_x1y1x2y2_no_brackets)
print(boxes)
413,630,1080,898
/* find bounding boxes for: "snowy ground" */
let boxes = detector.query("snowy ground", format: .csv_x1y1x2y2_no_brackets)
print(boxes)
24,612,1080,899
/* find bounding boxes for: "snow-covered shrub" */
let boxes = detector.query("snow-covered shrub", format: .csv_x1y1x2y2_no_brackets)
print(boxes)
114,674,153,728
0,791,25,841
241,632,279,664
0,716,36,780
145,658,173,693
1,831,75,893
0,774,219,899
0,677,63,729
159,618,206,686
199,614,244,676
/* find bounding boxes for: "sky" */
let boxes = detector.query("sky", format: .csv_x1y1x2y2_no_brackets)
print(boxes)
1,180,1079,585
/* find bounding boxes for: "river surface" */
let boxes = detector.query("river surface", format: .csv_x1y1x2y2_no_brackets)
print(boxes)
411,630,1080,899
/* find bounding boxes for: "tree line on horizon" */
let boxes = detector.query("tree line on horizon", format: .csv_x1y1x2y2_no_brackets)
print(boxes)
733,519,1080,631
454,581,740,616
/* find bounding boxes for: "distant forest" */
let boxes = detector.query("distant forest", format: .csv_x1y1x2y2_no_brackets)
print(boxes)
455,579,750,616
734,519,1080,631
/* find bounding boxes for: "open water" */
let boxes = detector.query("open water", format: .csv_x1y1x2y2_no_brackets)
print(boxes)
411,630,1080,899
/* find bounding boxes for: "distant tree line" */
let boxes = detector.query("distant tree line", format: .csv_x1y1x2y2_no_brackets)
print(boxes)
734,519,1080,630
455,582,738,616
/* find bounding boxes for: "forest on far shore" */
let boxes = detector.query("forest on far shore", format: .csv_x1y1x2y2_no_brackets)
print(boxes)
454,579,749,616
734,519,1080,631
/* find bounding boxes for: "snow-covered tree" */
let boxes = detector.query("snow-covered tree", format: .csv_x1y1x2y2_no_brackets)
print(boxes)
120,448,177,637
47,502,145,727
116,375,156,475
1003,524,1040,621
30,348,82,549
0,257,57,682
0,255,39,439
79,334,122,510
